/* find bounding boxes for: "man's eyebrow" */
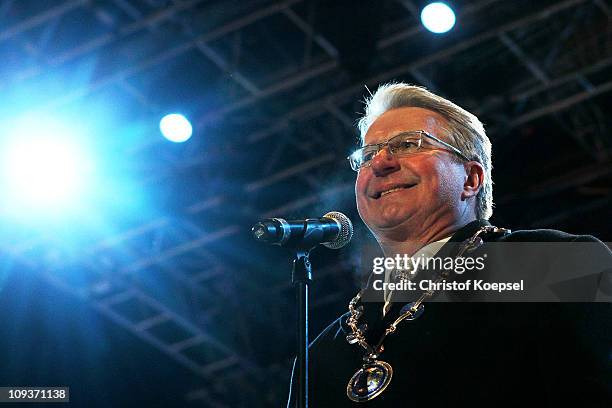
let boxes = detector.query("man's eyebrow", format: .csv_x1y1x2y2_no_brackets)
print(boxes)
387,130,410,137
362,129,423,147
365,130,417,145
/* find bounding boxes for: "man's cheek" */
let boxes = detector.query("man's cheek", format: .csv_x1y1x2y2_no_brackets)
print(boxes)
356,197,367,218
355,177,366,195
355,184,369,205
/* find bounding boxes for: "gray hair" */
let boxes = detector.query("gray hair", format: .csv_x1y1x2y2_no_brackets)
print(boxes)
357,83,493,220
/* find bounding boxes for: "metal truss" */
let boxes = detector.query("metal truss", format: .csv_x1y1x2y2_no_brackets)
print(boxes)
0,214,259,407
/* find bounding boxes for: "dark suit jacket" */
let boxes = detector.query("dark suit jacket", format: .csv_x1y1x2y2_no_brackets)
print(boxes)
288,220,612,407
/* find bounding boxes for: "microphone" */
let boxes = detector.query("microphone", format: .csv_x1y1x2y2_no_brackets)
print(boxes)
251,211,353,249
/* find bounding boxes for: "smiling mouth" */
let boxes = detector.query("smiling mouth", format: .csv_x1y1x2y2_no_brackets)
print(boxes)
373,184,416,199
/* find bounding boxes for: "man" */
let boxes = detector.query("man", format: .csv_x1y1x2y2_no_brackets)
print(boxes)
354,83,492,259
288,83,611,407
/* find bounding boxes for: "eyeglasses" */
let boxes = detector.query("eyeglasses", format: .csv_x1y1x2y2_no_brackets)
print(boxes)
347,130,472,171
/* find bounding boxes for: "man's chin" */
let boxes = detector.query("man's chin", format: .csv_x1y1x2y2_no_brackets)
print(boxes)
369,214,414,232
358,205,415,234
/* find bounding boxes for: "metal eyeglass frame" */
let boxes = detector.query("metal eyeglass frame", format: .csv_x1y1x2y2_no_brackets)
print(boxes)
347,130,472,171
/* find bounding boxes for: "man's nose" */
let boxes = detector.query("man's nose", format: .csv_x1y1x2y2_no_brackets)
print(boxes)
370,146,400,176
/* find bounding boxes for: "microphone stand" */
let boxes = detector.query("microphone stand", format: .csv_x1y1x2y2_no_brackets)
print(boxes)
252,213,352,407
292,249,311,408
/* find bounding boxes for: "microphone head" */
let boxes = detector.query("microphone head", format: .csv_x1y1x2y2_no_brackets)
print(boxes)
322,211,353,249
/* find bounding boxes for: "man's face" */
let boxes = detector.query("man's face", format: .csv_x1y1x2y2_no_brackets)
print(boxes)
355,107,467,238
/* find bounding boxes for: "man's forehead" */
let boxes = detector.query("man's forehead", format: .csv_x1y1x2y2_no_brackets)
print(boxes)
364,107,447,144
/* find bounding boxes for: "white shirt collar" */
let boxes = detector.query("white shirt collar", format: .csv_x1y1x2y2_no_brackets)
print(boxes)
382,236,452,316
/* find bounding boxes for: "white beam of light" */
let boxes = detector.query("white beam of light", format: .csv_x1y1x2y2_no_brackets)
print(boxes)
1,118,93,214
160,113,193,143
421,2,456,34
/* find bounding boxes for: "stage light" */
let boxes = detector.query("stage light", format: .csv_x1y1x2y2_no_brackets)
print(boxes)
160,113,192,143
421,2,456,34
1,117,92,213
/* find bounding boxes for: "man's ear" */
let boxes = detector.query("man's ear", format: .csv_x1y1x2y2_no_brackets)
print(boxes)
461,161,484,200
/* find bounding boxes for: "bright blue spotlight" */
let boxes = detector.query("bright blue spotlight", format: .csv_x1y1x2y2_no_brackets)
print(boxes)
421,2,456,34
1,117,92,212
160,113,192,143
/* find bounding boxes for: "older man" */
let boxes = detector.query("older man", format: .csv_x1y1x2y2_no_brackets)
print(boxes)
353,84,491,257
288,83,611,407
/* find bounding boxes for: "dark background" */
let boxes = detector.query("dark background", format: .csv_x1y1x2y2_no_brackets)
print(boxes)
0,0,611,406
